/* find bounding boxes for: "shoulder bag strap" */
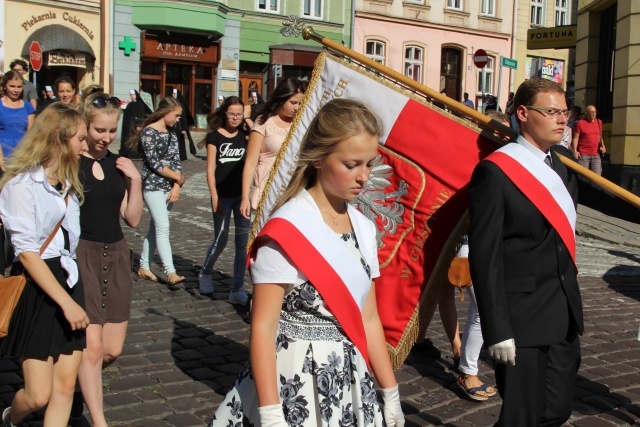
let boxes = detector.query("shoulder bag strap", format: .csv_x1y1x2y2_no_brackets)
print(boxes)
39,195,68,256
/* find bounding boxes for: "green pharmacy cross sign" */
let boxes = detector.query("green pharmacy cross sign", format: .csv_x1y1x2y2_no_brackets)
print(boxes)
119,36,136,56
501,56,517,69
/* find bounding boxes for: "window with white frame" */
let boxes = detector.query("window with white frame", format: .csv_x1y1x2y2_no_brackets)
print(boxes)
365,40,386,65
404,46,423,83
258,0,279,12
446,0,463,11
404,0,425,4
477,56,495,94
481,0,496,16
531,0,545,26
555,0,568,25
303,0,323,19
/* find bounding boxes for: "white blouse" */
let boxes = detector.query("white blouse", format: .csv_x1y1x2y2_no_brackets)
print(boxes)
0,167,80,287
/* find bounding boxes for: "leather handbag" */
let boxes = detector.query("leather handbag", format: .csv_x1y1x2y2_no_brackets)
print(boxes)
448,257,472,302
0,197,67,338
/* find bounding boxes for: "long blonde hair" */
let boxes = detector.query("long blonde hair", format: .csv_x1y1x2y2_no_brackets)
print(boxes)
0,102,87,201
271,98,383,214
127,96,181,153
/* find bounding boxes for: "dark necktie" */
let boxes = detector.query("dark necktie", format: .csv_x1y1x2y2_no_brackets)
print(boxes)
544,155,553,168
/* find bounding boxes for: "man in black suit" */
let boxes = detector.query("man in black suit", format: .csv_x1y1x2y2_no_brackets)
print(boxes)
469,78,583,426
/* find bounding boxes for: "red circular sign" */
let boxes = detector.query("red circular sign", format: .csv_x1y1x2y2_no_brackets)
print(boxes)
473,49,488,69
30,41,43,72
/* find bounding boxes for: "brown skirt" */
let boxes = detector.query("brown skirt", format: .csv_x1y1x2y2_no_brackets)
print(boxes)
76,238,133,325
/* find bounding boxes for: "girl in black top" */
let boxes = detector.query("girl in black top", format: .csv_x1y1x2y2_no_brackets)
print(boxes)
198,96,251,305
76,92,143,427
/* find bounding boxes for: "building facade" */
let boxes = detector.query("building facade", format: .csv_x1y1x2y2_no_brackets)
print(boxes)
354,0,515,111
512,0,578,104
3,0,111,99
113,0,352,129
575,0,640,191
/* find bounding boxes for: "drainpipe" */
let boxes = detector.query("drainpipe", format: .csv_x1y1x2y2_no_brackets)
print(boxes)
350,0,356,49
110,0,116,92
510,0,518,92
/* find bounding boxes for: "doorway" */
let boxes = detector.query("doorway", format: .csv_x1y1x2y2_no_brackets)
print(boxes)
440,48,462,102
239,73,263,105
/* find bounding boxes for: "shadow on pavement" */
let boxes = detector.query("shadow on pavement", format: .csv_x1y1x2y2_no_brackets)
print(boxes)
572,374,640,424
603,267,640,302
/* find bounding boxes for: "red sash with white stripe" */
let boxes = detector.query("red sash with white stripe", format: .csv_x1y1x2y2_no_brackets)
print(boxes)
249,217,371,366
486,143,577,266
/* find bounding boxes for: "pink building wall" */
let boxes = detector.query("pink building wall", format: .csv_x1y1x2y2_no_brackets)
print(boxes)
354,16,514,111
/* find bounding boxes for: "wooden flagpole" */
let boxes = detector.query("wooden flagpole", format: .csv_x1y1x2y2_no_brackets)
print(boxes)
287,23,640,209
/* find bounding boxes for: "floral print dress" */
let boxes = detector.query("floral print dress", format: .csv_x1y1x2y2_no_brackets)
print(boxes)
209,231,385,427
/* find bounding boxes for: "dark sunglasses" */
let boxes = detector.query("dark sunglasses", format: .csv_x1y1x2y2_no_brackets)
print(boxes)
92,96,121,108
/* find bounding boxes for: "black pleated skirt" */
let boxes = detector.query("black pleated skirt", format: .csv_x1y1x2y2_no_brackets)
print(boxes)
0,257,86,359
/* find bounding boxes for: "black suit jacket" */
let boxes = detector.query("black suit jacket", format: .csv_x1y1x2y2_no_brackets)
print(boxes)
468,144,584,348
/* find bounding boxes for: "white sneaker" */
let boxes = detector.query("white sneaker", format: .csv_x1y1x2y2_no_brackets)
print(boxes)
229,289,249,306
198,272,214,295
2,407,16,427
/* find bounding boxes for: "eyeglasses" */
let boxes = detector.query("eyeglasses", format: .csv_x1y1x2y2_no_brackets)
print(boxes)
225,112,243,119
525,106,570,119
92,96,121,109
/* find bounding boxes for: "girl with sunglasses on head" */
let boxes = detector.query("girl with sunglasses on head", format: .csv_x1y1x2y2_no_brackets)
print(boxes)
0,103,90,427
197,96,251,304
73,93,143,427
128,96,186,286
240,78,306,218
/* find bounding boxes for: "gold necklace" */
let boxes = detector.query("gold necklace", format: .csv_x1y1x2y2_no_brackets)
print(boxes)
321,208,342,227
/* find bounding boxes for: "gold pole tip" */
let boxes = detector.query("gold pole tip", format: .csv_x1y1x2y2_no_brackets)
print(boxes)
302,26,315,40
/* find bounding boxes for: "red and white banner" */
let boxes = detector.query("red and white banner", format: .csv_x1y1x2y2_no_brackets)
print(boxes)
252,53,499,367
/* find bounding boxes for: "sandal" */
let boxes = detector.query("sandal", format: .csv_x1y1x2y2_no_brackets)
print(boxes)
457,374,489,401
137,268,158,282
167,272,185,285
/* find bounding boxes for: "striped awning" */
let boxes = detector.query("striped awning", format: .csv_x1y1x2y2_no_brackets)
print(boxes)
21,24,95,58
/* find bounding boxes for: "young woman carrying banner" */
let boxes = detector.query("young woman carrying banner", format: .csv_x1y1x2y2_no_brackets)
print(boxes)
209,99,405,427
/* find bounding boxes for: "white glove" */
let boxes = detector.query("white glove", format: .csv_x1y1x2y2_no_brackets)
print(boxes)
382,385,405,427
488,338,516,366
258,404,288,427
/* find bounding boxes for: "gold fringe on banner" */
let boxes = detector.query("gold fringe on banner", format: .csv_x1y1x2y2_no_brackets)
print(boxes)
388,210,470,370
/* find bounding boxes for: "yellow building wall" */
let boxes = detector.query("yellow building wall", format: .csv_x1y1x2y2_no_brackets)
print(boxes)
4,0,109,92
512,0,573,92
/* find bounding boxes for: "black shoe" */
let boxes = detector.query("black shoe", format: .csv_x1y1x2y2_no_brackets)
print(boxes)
68,392,84,426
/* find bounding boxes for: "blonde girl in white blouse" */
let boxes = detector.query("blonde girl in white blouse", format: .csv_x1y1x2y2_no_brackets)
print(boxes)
0,103,90,427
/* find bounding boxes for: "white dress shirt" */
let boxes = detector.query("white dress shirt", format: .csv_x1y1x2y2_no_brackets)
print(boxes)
0,166,80,287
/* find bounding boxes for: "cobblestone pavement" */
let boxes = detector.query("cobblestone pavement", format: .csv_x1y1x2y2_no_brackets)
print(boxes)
1,153,640,426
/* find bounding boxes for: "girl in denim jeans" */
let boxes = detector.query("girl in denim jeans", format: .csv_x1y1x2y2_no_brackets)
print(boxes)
130,97,185,286
198,96,251,305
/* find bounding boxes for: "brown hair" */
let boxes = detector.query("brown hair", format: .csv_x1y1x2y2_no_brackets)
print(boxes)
127,96,182,152
270,98,383,214
513,78,565,123
0,70,24,97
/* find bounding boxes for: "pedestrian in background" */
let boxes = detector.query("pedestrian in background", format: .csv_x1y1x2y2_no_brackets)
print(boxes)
130,97,186,286
461,92,474,109
0,103,90,427
198,96,251,305
0,70,35,167
240,78,306,218
210,98,405,427
9,59,38,110
572,104,606,175
75,92,143,427
54,76,77,106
